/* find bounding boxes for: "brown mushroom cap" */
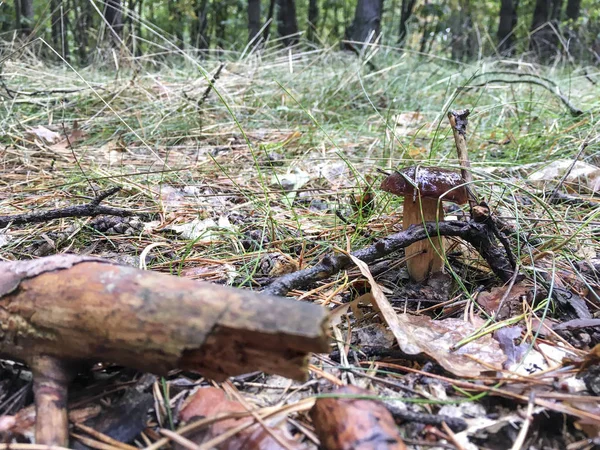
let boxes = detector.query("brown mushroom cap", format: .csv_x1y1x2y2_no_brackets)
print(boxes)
380,166,468,205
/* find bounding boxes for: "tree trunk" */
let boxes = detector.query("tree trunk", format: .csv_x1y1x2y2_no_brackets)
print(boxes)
346,0,384,46
529,0,563,59
17,0,34,36
50,0,70,62
277,0,299,46
214,0,228,48
497,0,518,55
248,0,261,43
135,0,143,44
14,0,22,33
398,0,416,46
307,0,319,42
565,0,581,20
72,0,93,64
191,0,210,50
104,0,123,46
126,0,143,56
167,0,184,48
263,0,276,41
450,0,476,61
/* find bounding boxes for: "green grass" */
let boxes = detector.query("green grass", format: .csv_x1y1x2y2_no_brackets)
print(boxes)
1,41,599,304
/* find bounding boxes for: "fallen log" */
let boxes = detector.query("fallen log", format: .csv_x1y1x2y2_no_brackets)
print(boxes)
0,254,330,446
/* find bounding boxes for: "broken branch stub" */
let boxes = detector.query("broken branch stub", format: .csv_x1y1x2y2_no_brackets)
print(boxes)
0,255,330,381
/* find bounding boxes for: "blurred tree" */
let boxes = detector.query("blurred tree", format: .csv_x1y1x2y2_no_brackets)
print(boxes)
529,0,563,59
104,0,123,46
565,0,581,19
277,0,299,46
15,0,34,36
71,0,94,63
191,0,210,49
398,0,416,45
1,3,14,33
167,0,183,47
307,0,319,41
264,0,276,40
498,0,519,55
248,0,261,42
127,0,145,55
450,0,476,61
347,0,384,45
50,0,70,61
1,0,598,64
214,0,229,47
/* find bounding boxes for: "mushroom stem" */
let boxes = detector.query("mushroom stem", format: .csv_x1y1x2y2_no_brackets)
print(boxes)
31,356,73,446
403,194,444,282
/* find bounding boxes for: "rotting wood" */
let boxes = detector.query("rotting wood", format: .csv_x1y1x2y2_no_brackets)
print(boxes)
0,254,329,380
0,254,330,445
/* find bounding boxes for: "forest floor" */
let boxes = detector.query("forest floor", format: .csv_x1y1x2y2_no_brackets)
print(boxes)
1,44,600,449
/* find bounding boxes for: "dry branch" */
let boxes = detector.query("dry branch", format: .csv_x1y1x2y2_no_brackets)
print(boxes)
0,254,329,445
0,187,134,227
264,220,514,297
447,109,478,210
462,78,583,116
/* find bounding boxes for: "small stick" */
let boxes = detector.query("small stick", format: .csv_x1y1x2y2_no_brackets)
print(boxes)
31,356,74,446
447,109,478,211
198,63,225,108
0,187,134,227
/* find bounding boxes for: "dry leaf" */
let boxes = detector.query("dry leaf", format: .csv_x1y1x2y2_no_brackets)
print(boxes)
25,126,61,144
179,387,306,450
478,283,532,319
310,385,407,450
49,124,88,151
529,159,600,193
349,254,505,376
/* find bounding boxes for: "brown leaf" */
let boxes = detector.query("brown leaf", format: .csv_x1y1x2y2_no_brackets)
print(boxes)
477,283,532,319
349,254,505,376
49,124,88,151
310,385,407,450
25,125,61,144
179,387,306,450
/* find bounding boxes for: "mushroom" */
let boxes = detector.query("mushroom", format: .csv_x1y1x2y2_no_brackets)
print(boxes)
381,166,468,282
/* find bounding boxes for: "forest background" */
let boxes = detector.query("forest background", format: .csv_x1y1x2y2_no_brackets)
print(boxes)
2,0,599,64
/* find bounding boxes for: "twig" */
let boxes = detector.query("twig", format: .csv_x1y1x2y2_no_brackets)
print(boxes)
470,71,561,91
263,220,514,297
3,87,92,97
386,403,467,432
488,214,518,270
0,187,135,228
462,78,583,116
510,392,536,450
447,109,478,210
441,421,466,450
198,63,225,108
